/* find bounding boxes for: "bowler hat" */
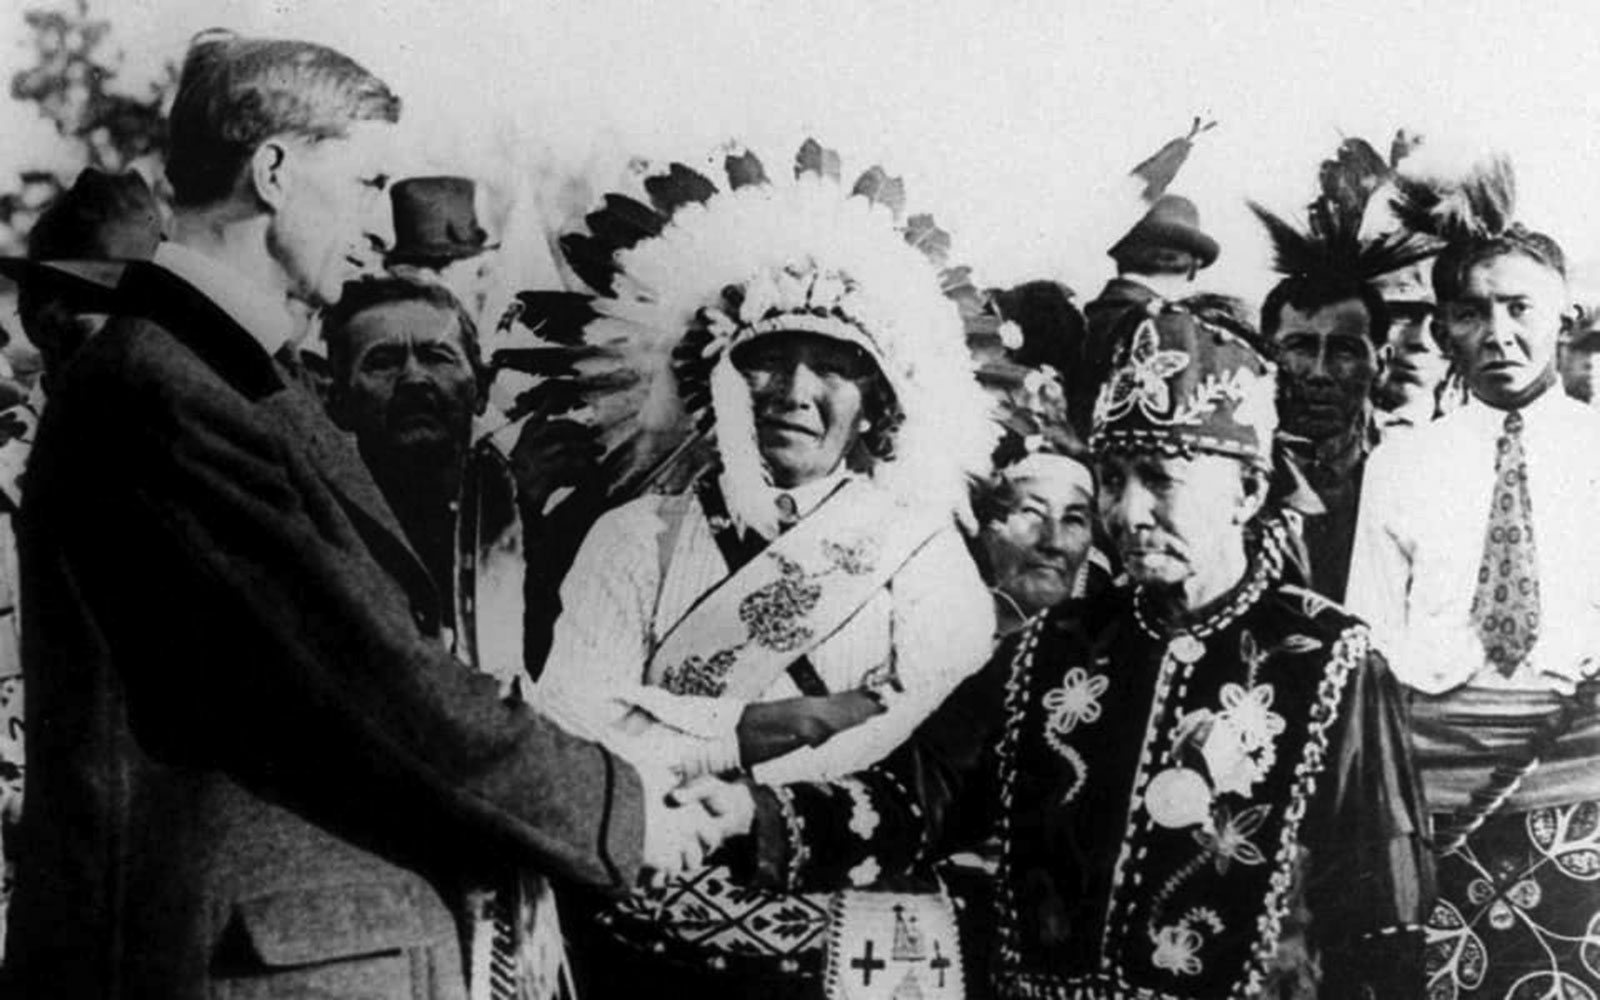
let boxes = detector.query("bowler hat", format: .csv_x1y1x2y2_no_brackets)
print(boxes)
1108,194,1219,268
387,176,498,265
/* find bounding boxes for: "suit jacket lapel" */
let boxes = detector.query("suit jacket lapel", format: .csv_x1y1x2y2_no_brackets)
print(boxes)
114,263,440,615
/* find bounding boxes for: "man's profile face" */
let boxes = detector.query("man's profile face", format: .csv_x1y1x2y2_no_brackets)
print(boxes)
1268,297,1377,443
1439,253,1567,408
272,121,396,309
335,298,478,466
1096,451,1249,592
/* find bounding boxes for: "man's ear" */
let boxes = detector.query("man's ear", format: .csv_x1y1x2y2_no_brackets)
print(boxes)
249,140,292,212
1374,340,1394,383
1236,467,1269,525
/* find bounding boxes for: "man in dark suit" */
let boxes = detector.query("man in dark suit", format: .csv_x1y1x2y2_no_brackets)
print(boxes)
7,32,698,1000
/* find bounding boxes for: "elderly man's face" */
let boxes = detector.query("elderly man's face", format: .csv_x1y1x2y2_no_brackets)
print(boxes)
1269,297,1377,442
980,457,1095,618
1439,253,1567,408
335,298,478,463
733,332,875,488
1097,451,1250,593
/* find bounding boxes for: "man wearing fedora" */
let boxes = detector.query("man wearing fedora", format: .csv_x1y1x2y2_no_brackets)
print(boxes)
1075,193,1220,437
386,175,501,323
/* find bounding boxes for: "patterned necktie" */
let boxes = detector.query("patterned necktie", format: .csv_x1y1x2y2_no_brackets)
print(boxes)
1472,409,1541,676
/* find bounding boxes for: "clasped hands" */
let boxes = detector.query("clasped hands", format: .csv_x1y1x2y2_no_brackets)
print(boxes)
640,689,884,883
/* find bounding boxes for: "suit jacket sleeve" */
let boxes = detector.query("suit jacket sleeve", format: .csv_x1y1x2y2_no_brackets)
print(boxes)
51,326,646,890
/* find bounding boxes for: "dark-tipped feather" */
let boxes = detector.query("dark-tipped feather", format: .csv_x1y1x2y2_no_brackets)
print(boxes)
795,138,841,181
644,163,717,216
851,166,906,218
512,291,599,344
584,194,664,249
725,150,768,189
558,233,619,296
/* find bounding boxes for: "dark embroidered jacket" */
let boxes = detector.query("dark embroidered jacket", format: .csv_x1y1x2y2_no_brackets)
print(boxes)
745,558,1431,999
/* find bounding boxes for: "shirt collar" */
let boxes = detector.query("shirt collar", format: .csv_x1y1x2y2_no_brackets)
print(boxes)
1461,382,1572,433
153,241,295,358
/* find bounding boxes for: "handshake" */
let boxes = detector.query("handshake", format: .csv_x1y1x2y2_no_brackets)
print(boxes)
642,774,757,881
639,688,886,880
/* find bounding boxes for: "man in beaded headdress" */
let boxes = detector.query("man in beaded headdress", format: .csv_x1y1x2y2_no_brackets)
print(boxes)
1348,154,1600,1000
678,302,1432,999
528,142,997,1000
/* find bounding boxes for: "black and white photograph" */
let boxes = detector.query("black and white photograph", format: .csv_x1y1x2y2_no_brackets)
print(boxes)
1,2,1598,998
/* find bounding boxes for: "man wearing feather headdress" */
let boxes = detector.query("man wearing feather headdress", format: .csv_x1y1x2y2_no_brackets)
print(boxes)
677,302,1432,1000
526,142,996,999
1251,137,1437,602
1347,154,1600,1000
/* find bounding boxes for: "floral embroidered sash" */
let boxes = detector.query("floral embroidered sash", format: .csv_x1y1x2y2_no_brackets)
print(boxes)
645,479,945,699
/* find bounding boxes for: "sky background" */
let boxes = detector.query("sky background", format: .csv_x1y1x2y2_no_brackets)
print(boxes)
4,0,1600,304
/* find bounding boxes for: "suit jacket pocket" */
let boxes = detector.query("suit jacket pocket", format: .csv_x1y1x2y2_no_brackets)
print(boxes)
215,882,440,1000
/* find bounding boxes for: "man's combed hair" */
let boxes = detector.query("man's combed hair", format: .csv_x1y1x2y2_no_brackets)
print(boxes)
166,31,401,208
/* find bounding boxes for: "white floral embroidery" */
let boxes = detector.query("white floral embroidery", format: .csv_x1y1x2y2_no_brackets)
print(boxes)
1093,319,1191,426
1185,671,1287,797
1194,802,1270,874
1151,923,1204,976
840,778,880,840
1043,667,1109,737
848,857,881,887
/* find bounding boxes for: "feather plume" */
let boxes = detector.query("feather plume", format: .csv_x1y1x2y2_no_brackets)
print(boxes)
1389,153,1517,243
516,138,995,526
1253,135,1441,290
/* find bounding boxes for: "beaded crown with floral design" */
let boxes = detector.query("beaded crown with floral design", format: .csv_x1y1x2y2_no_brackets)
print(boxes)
494,140,995,536
1090,304,1278,469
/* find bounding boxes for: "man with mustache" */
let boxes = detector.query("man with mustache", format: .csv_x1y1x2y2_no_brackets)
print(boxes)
678,303,1431,999
1349,156,1600,999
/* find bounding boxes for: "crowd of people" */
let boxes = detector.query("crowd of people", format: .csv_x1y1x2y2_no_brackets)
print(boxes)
0,27,1598,1000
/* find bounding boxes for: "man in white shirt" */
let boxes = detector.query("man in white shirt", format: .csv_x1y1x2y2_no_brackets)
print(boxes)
1347,159,1600,999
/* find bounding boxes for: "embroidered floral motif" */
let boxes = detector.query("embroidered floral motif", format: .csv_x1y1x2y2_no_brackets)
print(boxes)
1150,909,1226,978
848,857,881,887
1468,873,1542,931
1042,667,1109,737
662,648,740,696
1041,666,1109,805
1094,319,1191,426
1424,899,1488,999
1194,802,1270,874
740,555,823,652
840,779,880,840
1151,924,1203,976
1179,673,1286,798
821,536,880,576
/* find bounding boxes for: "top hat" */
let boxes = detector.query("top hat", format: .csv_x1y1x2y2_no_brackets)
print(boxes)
1108,194,1220,268
387,176,498,265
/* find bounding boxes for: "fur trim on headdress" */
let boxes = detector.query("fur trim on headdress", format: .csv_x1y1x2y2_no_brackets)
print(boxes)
497,142,995,532
1389,151,1566,296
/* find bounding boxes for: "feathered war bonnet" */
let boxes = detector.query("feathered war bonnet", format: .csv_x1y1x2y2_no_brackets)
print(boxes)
498,141,994,537
1250,137,1439,334
1388,151,1566,302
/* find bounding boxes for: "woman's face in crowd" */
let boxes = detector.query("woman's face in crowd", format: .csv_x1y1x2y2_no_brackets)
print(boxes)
734,332,875,488
980,457,1095,617
1097,451,1252,594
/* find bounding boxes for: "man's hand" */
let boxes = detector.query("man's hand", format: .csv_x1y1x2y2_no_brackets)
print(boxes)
669,775,756,843
736,691,885,768
638,765,749,885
